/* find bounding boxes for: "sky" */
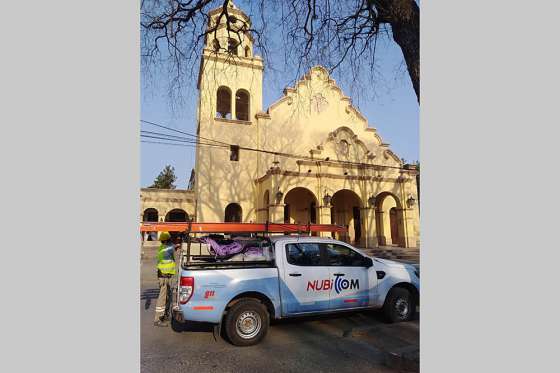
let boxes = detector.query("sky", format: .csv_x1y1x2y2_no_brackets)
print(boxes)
141,2,419,189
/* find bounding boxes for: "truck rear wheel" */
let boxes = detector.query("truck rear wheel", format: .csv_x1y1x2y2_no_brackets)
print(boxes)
383,287,416,323
224,298,269,346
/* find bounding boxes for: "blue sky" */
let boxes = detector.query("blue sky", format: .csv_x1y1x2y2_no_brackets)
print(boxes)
141,5,419,189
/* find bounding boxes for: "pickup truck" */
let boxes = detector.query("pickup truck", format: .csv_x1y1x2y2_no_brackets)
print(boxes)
175,235,419,346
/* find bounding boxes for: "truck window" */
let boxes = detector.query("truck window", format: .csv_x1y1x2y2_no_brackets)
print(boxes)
286,243,322,266
324,243,366,267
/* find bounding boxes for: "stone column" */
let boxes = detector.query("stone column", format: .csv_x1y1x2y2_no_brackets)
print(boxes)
362,207,378,248
401,207,418,248
268,204,286,223
376,211,389,246
396,208,407,247
318,205,333,238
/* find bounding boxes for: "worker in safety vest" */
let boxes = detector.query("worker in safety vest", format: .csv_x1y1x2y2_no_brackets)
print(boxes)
154,231,179,327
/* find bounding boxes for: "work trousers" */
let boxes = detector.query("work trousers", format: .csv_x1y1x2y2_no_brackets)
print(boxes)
154,276,173,322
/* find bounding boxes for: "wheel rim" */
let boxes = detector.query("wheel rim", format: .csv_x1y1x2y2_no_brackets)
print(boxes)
394,297,410,319
236,311,262,339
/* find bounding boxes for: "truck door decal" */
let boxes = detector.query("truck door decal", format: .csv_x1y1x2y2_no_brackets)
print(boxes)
307,274,359,294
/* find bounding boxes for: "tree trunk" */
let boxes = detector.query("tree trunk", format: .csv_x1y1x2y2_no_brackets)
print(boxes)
375,0,420,102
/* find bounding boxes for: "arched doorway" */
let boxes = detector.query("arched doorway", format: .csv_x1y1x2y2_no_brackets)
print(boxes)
224,203,242,222
375,193,405,247
142,208,159,241
143,208,158,222
165,209,188,222
283,187,318,225
330,189,363,245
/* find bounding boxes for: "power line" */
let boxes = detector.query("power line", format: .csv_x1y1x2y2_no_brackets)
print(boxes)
142,140,226,149
140,130,223,146
140,119,415,172
140,129,227,148
140,133,229,148
142,140,198,148
141,130,195,141
140,119,230,146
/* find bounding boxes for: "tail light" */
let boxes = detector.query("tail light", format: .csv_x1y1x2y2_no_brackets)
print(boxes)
179,276,194,304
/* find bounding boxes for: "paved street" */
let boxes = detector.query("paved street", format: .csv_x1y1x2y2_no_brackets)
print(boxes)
141,256,419,373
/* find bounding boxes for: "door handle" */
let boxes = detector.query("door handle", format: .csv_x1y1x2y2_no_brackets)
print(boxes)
333,273,345,276
289,273,302,277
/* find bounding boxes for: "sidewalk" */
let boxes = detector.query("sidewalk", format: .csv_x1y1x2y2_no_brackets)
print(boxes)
359,246,420,265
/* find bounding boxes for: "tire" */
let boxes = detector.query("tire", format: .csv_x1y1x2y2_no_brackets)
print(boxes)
383,287,416,323
224,298,270,346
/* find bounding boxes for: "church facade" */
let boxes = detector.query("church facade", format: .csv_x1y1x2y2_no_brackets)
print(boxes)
189,2,420,248
139,2,419,248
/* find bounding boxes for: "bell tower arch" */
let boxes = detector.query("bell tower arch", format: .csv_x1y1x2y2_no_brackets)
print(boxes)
196,0,263,125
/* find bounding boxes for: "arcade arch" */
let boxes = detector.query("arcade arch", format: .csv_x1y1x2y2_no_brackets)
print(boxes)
165,209,188,222
375,192,405,246
142,208,158,222
283,187,318,225
330,189,363,245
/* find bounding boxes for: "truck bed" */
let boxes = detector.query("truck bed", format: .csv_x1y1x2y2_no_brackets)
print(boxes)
182,259,275,270
180,236,275,270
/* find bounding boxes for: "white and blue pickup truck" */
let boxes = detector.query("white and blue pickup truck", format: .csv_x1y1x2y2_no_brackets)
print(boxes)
174,235,419,346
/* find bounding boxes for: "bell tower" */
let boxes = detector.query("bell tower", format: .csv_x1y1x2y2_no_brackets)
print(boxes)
194,0,264,223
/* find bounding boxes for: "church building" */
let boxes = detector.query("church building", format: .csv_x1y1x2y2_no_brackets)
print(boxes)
153,1,420,248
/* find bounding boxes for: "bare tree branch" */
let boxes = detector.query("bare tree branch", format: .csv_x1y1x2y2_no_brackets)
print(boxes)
141,0,419,107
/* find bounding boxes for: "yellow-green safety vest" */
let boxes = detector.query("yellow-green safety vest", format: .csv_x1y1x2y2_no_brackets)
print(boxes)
156,243,176,275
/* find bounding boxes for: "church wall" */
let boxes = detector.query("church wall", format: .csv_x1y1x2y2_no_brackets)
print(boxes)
191,4,419,248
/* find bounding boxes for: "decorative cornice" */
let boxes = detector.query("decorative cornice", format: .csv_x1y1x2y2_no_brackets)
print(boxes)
141,198,194,203
254,168,409,183
255,111,271,119
214,117,252,125
140,188,195,194
383,149,402,165
202,51,264,70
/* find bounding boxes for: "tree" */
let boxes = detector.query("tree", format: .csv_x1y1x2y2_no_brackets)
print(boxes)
150,165,177,189
141,0,419,104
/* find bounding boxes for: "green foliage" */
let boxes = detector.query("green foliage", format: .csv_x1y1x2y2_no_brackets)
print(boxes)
150,165,177,189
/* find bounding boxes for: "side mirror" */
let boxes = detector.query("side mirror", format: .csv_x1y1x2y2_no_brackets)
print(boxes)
364,257,374,268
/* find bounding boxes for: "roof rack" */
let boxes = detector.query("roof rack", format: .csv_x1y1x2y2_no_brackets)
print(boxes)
140,222,347,234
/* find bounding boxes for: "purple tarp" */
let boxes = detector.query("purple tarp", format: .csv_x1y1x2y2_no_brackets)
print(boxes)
200,237,243,257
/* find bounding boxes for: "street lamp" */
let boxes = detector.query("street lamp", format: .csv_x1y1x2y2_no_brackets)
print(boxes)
406,194,416,208
367,195,376,208
323,193,332,207
275,190,284,204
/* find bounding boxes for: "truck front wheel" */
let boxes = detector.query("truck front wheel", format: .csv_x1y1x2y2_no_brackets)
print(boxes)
224,298,270,346
383,287,416,323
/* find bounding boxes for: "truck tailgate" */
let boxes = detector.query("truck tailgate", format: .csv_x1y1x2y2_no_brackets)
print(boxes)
178,267,280,323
